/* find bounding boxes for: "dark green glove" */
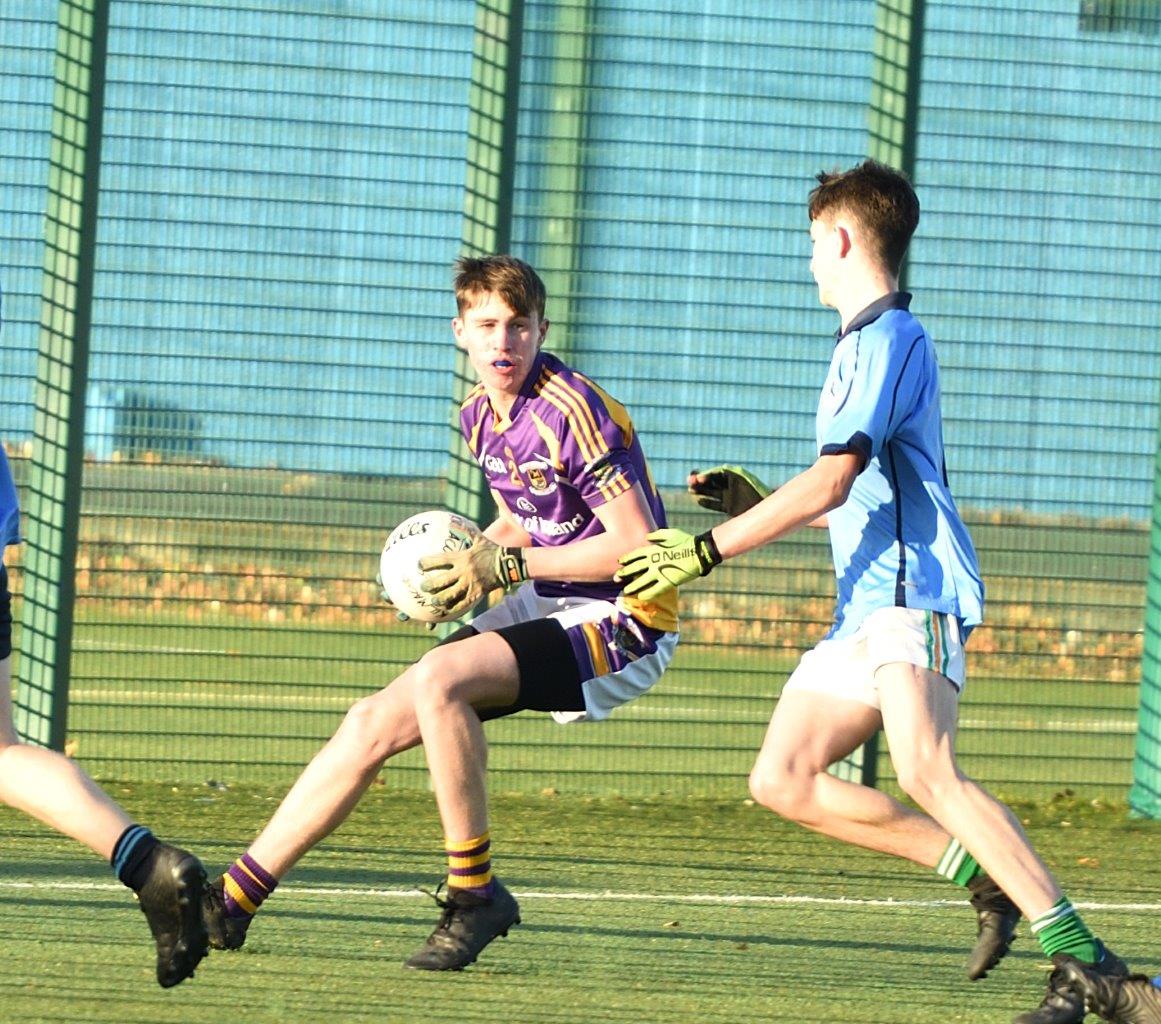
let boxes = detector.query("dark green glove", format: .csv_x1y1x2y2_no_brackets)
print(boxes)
688,465,770,516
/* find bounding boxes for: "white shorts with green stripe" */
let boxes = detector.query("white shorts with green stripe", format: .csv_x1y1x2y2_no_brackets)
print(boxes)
781,606,966,710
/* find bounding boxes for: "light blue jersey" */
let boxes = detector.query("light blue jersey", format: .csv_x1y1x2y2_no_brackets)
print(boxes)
817,292,983,640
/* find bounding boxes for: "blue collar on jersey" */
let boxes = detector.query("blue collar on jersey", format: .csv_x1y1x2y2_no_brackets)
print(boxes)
835,291,912,342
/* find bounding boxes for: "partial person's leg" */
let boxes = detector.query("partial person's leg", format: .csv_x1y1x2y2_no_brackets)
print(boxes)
876,663,1063,918
0,656,207,987
206,660,430,947
402,630,526,971
749,664,956,866
876,662,1129,1024
0,658,133,853
748,632,1017,980
410,630,520,857
207,628,521,957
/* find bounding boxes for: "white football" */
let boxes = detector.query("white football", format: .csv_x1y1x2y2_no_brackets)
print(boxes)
379,510,481,622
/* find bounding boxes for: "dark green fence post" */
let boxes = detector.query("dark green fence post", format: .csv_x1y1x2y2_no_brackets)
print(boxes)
831,0,926,787
1130,416,1161,818
13,0,108,749
443,0,525,582
532,0,595,362
869,0,924,288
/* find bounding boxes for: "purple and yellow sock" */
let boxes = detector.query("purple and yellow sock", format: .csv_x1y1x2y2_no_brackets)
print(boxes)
221,853,278,920
446,832,494,900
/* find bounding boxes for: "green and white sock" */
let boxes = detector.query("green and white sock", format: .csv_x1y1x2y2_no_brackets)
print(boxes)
935,838,984,888
1031,898,1100,962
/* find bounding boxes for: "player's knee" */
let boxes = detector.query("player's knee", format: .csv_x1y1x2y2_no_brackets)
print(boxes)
409,648,478,712
892,751,960,809
748,762,815,822
408,655,455,709
336,694,404,764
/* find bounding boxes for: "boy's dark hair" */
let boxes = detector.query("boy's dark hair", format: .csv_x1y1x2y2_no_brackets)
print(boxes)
808,160,920,276
454,255,547,319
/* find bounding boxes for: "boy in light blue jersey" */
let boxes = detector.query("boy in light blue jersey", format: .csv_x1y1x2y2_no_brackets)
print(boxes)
816,290,983,640
618,161,1145,1024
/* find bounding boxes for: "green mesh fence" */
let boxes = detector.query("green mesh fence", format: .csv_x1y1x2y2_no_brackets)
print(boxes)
2,0,1159,800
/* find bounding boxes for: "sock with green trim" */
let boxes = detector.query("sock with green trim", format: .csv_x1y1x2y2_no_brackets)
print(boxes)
935,837,984,888
1031,897,1100,963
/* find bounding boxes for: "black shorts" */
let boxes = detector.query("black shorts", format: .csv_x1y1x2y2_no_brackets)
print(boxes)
437,619,585,721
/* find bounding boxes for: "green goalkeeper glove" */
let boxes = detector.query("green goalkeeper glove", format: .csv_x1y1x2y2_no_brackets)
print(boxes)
688,465,770,516
615,527,722,601
418,534,529,619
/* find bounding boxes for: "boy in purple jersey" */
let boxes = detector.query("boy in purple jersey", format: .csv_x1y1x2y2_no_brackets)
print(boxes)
203,255,678,971
617,162,1144,1024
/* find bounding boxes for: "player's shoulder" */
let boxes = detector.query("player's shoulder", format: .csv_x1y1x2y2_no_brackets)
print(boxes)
459,380,489,417
531,351,612,415
859,306,930,360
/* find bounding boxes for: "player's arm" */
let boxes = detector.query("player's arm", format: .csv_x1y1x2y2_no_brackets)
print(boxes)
712,452,859,558
481,490,534,546
418,484,654,617
521,481,657,583
617,452,861,600
689,464,828,527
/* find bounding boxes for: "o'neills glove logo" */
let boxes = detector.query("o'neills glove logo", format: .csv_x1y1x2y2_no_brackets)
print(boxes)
651,545,693,564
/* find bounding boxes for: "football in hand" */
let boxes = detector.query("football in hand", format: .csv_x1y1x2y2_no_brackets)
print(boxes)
378,510,481,622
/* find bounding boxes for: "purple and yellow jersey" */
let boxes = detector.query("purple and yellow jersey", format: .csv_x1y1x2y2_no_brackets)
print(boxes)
461,350,677,632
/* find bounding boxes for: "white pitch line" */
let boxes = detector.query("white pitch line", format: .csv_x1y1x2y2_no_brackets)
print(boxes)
72,689,355,705
62,689,1142,733
73,639,234,656
0,880,1157,913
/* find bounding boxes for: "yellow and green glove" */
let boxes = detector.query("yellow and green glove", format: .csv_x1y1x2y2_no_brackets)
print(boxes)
688,465,770,516
419,534,529,619
615,527,722,602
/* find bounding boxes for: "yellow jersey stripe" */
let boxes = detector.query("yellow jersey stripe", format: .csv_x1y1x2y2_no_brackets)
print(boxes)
582,621,612,677
538,370,608,464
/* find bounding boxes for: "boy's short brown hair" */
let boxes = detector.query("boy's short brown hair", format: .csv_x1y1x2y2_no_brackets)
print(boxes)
454,255,547,319
808,160,920,277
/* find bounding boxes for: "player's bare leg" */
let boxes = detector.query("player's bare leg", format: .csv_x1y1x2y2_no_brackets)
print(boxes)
0,657,208,987
246,678,426,875
876,663,1128,1024
404,631,522,970
876,664,1061,915
205,634,521,967
203,667,427,948
0,658,134,853
749,686,1017,979
750,688,954,864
